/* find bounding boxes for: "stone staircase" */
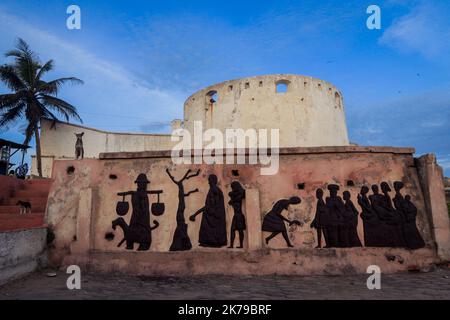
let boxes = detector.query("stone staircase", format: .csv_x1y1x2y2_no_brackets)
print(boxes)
0,178,53,232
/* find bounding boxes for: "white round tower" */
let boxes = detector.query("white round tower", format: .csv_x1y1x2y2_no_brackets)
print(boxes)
183,74,349,148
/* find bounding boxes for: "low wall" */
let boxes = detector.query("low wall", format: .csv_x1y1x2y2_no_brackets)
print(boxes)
0,227,47,286
31,118,175,177
45,146,449,275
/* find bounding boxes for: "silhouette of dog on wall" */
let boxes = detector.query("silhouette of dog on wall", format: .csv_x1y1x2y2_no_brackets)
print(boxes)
75,132,84,159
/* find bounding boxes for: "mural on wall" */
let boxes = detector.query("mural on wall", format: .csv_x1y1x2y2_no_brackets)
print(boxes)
112,173,164,251
342,191,363,247
393,181,425,249
310,188,327,248
189,174,227,247
166,168,200,251
262,196,303,247
358,185,385,247
310,181,425,249
106,172,425,252
228,181,246,249
74,132,84,159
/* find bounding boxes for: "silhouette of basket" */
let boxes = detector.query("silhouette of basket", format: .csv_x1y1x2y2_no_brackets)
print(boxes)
151,192,165,216
116,195,129,216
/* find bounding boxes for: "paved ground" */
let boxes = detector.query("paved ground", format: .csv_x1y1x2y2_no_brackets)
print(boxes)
1,267,450,300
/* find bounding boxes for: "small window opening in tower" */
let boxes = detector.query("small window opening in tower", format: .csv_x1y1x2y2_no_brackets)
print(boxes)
206,90,218,104
335,92,341,107
275,80,289,93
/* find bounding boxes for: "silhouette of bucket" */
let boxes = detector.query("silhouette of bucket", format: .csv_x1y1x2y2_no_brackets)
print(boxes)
116,195,129,216
151,192,165,216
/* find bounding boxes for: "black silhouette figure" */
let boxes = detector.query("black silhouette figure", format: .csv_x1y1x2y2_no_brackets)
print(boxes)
369,183,406,247
369,184,394,247
262,196,302,248
310,188,329,248
380,182,406,247
112,173,163,251
75,132,84,159
228,181,246,249
325,184,344,247
342,191,362,247
393,181,425,249
358,186,384,247
190,174,227,247
166,168,200,251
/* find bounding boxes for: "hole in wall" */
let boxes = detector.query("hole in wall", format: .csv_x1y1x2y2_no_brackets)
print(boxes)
304,81,308,87
105,232,115,241
73,235,77,241
347,180,355,187
232,170,239,177
228,85,233,91
109,174,118,180
297,183,305,190
46,228,55,245
66,166,75,175
276,80,290,93
206,90,218,104
245,82,250,89
276,82,288,93
259,81,263,87
335,92,341,107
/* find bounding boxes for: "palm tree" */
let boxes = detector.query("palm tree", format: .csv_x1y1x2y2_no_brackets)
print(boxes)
0,38,83,177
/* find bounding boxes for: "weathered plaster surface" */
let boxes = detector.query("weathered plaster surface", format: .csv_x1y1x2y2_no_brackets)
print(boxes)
184,74,349,148
45,147,444,275
416,154,450,261
0,227,47,285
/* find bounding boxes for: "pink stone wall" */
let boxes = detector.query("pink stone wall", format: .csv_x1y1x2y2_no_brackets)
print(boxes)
45,147,443,274
0,175,22,204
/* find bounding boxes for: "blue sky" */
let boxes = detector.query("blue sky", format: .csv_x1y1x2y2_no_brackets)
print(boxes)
0,0,449,175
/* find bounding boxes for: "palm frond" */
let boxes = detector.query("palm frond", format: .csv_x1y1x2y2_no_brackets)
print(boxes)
38,77,84,95
16,57,39,88
0,93,25,109
5,38,35,60
0,102,25,127
35,59,54,83
40,94,83,123
0,65,27,91
5,39,40,87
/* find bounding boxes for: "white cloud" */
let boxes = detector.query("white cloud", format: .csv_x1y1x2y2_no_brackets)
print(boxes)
420,119,445,128
0,10,186,134
437,155,450,171
379,2,450,59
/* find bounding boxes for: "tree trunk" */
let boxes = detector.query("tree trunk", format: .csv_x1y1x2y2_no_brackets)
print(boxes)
34,127,42,177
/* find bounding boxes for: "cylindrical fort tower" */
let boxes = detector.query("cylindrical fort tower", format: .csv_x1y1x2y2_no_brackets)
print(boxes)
183,74,349,148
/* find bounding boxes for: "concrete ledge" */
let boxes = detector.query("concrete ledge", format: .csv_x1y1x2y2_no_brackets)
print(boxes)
100,146,416,160
0,227,48,286
62,246,438,276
